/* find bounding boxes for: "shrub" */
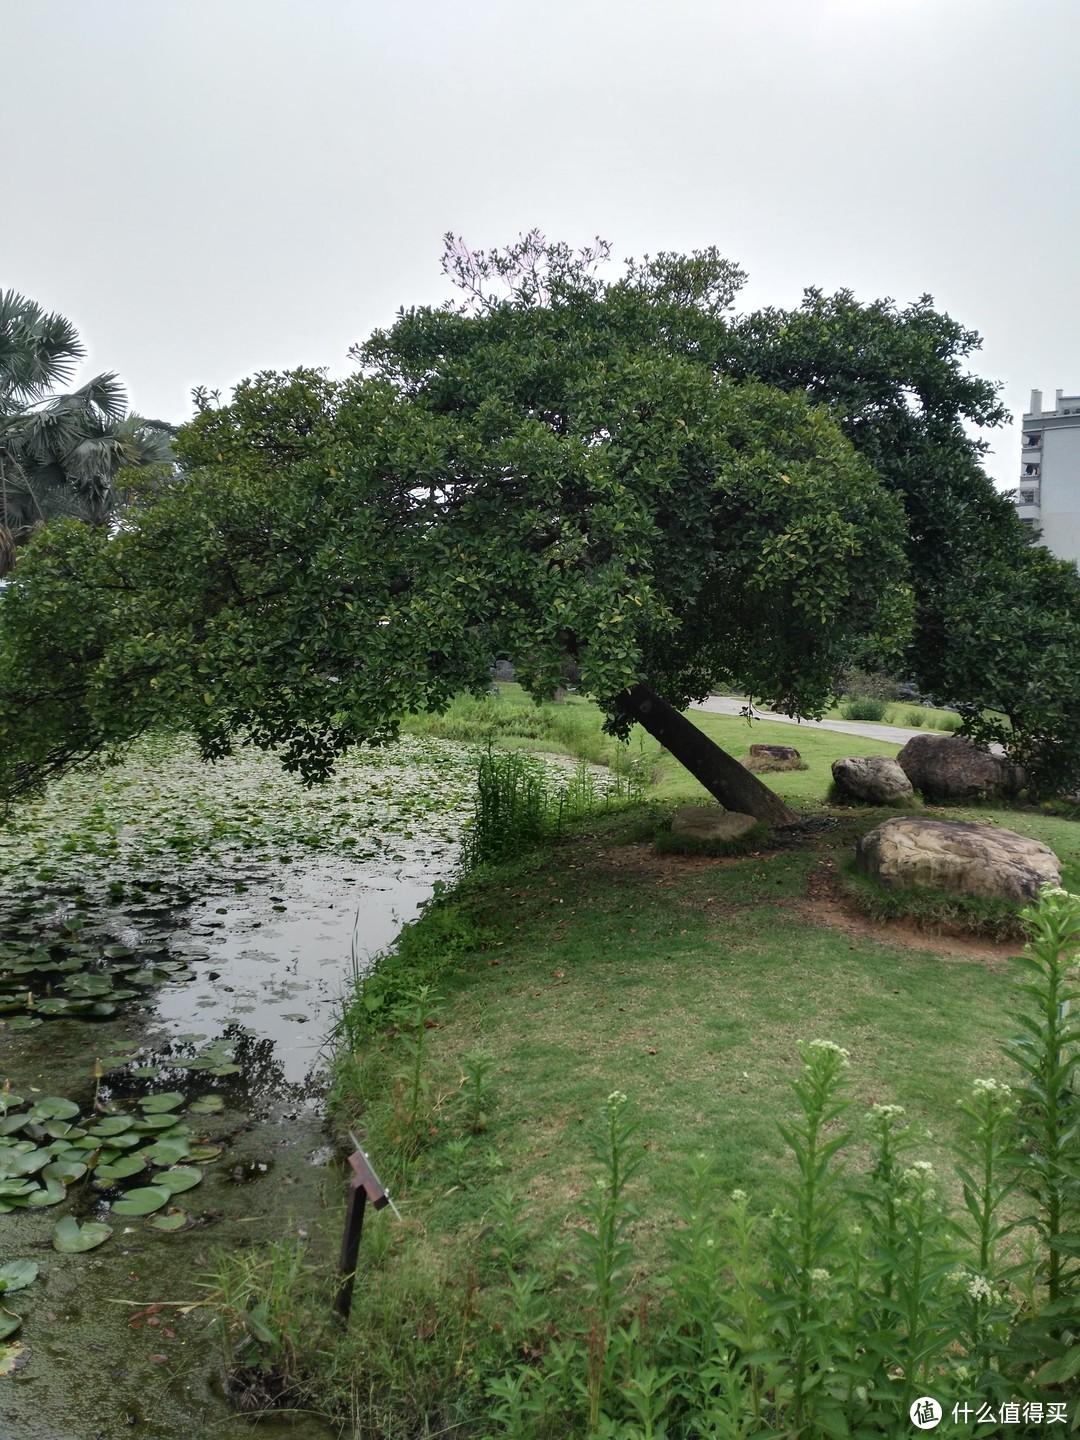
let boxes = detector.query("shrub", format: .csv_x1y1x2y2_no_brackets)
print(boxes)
905,708,926,727
933,710,963,733
839,696,888,722
460,750,642,871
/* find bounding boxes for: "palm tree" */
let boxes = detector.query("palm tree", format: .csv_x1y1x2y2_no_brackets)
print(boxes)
0,289,175,573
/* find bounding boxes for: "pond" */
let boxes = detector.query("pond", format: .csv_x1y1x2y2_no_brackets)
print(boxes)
0,734,482,1439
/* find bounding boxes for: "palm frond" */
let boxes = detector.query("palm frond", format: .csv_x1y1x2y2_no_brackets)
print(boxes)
0,289,85,403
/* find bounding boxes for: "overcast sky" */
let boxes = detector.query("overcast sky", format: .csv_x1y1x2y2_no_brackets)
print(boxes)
2,0,1077,490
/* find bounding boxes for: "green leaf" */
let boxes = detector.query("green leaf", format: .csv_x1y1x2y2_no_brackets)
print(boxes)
132,1114,183,1133
138,1092,186,1114
52,1215,112,1252
110,1185,171,1216
154,1166,202,1195
88,1115,135,1136
187,1095,224,1115
42,1159,87,1184
148,1209,188,1231
0,1261,38,1293
1034,1347,1080,1385
95,1155,147,1182
27,1097,79,1122
144,1139,190,1167
26,1177,66,1207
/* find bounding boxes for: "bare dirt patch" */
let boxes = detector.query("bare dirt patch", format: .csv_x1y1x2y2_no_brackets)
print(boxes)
800,860,1019,969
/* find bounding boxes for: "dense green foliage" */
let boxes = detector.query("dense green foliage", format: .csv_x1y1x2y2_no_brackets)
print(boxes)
0,243,914,803
2,234,1078,800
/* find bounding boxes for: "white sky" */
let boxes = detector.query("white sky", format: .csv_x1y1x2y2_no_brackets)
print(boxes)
2,0,1077,490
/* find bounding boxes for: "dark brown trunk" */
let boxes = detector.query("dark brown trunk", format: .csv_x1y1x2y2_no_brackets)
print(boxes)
616,681,801,829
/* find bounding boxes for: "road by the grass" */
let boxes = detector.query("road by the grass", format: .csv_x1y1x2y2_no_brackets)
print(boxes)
690,695,935,748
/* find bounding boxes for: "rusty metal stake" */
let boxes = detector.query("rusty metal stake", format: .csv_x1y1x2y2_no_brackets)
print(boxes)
335,1142,393,1321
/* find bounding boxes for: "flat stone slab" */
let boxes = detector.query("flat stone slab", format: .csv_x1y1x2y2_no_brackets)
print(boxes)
856,816,1060,903
749,744,801,762
832,755,914,805
671,807,760,842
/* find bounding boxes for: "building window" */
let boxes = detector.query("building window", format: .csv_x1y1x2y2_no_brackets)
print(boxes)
1020,489,1037,505
1024,464,1041,476
1021,517,1036,528
1023,432,1042,446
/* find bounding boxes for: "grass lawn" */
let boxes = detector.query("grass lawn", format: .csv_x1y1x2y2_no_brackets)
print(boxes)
347,687,1080,1258
310,687,1080,1434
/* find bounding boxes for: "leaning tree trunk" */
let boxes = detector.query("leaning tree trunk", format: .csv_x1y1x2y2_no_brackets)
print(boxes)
616,681,801,829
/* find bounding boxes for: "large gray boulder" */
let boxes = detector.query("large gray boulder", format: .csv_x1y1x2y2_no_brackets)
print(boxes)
896,734,1025,801
832,755,914,805
856,816,1059,903
671,807,760,843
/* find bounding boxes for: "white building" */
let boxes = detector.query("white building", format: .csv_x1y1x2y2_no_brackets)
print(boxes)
1015,388,1080,567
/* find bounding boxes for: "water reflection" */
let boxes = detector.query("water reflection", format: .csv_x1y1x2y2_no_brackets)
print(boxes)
152,854,446,1084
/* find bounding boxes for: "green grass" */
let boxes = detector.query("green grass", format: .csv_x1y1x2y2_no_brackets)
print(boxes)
298,694,1080,1431
335,816,1024,1224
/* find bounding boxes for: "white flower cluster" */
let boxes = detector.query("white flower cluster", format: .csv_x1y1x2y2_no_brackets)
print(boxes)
807,1039,851,1065
808,1268,831,1285
902,1160,935,1189
731,1189,748,1203
606,1090,627,1107
871,1103,906,1121
972,1077,1011,1097
967,1274,993,1302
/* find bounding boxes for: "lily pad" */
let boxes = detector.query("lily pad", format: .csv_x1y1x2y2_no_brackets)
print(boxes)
111,1185,170,1216
0,1261,38,1294
42,1159,87,1185
41,1120,84,1140
148,1209,188,1232
209,1064,242,1077
0,1149,51,1178
155,1167,202,1195
27,1097,80,1123
4,1017,43,1029
27,1177,67,1207
187,1095,224,1115
87,1116,134,1137
131,1115,182,1135
187,1145,223,1162
0,1310,21,1341
0,1339,29,1376
53,1215,112,1252
138,1092,185,1114
144,1139,190,1167
95,1155,147,1182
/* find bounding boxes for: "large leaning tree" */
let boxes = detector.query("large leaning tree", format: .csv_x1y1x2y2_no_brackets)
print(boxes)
2,233,1062,815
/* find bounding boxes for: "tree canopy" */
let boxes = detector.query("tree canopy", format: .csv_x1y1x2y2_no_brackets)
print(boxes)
2,236,1074,811
0,290,175,575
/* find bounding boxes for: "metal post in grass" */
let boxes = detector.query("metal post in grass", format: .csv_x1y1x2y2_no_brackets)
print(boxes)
335,1137,397,1321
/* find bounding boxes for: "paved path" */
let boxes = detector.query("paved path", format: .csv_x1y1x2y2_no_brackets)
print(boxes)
690,695,930,748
